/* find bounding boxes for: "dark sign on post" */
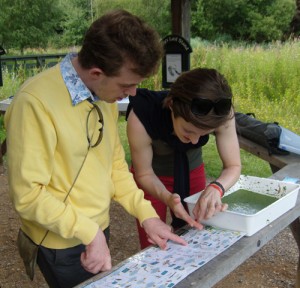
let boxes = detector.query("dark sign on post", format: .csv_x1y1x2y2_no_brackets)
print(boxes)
162,35,192,88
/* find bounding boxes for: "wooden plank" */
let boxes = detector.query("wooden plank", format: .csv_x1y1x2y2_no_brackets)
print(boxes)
0,97,12,113
270,162,300,181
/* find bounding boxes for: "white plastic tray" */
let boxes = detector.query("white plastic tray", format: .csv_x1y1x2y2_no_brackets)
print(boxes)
184,175,300,236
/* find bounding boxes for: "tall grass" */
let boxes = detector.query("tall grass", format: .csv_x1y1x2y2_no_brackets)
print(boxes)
191,39,300,133
1,40,299,178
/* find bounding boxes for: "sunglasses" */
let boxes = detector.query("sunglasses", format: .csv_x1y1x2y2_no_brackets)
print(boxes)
86,103,104,148
175,97,232,116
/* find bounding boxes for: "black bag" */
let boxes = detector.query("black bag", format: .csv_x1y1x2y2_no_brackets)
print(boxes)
17,229,39,280
235,112,289,155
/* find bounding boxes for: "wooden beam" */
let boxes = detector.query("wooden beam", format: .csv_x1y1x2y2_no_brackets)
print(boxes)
171,0,191,41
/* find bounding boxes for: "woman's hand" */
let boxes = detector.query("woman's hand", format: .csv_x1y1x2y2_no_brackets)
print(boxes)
167,193,203,230
192,186,228,222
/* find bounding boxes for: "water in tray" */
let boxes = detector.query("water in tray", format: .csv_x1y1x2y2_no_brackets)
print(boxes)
222,189,278,215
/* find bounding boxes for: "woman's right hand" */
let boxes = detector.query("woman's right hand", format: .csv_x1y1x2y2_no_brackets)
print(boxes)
167,193,203,230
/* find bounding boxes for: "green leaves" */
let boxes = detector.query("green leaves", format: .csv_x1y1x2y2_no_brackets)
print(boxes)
0,0,63,52
191,0,295,43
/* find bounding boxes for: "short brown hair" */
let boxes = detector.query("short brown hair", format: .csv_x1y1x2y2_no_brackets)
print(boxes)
78,9,164,77
164,68,234,129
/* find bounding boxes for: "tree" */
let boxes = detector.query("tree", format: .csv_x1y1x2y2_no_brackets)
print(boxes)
289,0,300,36
0,0,63,53
191,0,295,43
94,0,171,38
57,0,92,47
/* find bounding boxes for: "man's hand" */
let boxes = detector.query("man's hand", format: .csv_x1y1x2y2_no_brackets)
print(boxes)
80,229,112,274
167,193,203,230
142,217,188,250
193,186,228,222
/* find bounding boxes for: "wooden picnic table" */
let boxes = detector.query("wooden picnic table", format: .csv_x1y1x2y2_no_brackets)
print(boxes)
74,162,300,288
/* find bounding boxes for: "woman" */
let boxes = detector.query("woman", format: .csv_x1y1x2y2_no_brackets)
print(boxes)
126,68,241,249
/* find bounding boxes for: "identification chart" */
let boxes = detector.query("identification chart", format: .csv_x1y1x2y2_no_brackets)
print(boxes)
82,226,245,288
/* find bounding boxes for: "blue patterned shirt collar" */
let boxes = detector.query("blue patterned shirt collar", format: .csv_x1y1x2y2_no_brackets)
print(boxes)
60,53,99,105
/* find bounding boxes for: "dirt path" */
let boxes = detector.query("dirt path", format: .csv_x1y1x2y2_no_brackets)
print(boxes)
0,164,298,287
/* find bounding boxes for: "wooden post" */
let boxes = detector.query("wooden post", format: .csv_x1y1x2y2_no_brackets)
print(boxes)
0,46,6,87
171,0,191,41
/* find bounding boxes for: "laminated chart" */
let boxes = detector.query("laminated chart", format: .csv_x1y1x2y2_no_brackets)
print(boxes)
82,227,245,288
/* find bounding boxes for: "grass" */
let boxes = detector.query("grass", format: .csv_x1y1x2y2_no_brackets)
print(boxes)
202,136,272,178
118,115,131,165
1,40,299,178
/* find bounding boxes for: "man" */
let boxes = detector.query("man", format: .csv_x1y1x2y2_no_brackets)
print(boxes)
4,9,186,288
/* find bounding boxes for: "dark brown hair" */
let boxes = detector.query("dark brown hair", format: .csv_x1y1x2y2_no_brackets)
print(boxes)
78,9,164,77
163,68,234,129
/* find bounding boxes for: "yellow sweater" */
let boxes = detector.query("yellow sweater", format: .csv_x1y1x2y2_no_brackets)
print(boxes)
4,65,157,249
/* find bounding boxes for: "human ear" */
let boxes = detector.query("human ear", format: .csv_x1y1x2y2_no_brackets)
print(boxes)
89,67,103,79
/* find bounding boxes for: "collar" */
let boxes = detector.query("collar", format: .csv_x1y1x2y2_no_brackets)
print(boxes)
60,53,98,105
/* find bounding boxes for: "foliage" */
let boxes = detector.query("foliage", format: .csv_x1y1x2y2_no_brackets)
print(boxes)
0,0,299,51
54,0,92,47
0,0,171,50
0,0,63,53
191,0,295,43
0,67,27,99
0,115,5,142
94,0,171,37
